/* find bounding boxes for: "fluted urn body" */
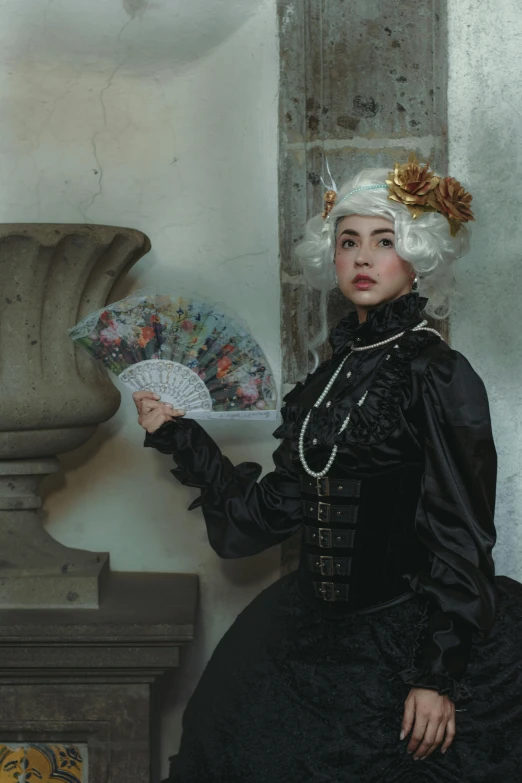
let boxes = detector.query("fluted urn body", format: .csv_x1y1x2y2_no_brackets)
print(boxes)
0,224,150,458
0,224,151,608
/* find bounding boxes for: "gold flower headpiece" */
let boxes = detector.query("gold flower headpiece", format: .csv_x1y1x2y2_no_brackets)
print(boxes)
322,152,475,237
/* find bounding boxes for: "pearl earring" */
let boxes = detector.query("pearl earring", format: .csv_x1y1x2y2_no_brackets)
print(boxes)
411,276,419,291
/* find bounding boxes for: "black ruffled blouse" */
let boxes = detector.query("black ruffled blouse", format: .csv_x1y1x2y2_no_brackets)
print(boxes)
144,292,499,703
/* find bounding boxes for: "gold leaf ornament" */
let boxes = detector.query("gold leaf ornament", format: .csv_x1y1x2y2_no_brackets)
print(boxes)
386,152,440,220
433,176,475,236
322,189,337,219
386,152,474,236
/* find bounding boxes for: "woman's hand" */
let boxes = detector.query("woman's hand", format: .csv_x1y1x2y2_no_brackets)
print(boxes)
400,687,455,761
132,390,186,434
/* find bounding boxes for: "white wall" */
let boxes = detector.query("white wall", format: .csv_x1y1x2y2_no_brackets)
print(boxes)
448,1,522,579
0,0,280,775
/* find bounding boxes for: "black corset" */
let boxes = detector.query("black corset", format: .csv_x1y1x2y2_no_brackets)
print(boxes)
296,462,426,618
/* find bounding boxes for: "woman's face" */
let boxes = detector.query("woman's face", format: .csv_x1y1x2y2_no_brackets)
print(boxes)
335,214,415,322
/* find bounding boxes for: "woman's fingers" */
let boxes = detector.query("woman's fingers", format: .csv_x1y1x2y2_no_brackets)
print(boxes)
440,714,456,754
141,399,171,416
422,720,447,759
404,688,456,760
140,409,173,434
138,406,186,434
138,409,165,433
407,712,428,757
149,403,185,418
132,390,186,419
132,389,160,412
400,696,415,742
414,717,444,760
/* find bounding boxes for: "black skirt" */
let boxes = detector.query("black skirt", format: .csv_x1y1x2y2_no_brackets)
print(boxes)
167,572,522,783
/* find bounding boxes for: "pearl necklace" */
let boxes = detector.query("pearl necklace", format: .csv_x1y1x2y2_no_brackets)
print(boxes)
298,320,441,478
350,319,440,350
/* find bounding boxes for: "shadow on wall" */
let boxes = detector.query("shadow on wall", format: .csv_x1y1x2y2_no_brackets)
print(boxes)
3,0,266,74
455,97,522,578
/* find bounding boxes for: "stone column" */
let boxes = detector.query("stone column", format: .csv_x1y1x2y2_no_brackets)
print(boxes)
0,224,151,608
278,0,449,382
277,1,449,573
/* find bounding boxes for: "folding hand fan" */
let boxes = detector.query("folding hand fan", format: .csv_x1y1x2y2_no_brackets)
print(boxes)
68,292,277,419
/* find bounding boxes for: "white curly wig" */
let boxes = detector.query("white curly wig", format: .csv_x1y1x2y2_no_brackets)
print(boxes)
295,166,471,370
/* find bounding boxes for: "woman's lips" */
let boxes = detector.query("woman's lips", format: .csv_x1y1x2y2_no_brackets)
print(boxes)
353,280,376,290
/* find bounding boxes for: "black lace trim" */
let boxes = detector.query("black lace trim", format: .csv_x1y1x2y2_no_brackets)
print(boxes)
397,600,473,705
328,293,429,355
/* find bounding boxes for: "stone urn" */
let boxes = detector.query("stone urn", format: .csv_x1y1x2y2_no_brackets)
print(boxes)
0,224,151,608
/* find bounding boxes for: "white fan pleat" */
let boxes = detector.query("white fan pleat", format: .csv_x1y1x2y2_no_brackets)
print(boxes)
119,360,212,411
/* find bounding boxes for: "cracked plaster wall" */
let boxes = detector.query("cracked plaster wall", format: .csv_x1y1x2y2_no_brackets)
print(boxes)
8,0,521,770
0,0,280,771
448,1,522,582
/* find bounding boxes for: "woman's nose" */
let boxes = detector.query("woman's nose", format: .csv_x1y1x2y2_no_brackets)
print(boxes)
354,244,371,265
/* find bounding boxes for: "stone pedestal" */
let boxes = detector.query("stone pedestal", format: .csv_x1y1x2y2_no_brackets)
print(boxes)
0,223,151,609
0,459,109,609
0,225,200,781
0,571,198,782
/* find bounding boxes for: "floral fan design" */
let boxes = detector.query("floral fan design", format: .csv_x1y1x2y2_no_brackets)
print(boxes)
68,292,278,420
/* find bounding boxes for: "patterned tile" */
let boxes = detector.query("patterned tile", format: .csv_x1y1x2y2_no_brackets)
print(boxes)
0,744,84,782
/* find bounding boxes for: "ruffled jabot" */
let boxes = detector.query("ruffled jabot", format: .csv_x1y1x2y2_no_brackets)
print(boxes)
328,293,429,356
273,292,437,448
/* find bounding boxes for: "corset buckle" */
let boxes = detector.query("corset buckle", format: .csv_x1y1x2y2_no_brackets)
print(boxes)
317,501,330,522
319,555,334,575
316,476,330,496
317,582,337,601
318,528,332,548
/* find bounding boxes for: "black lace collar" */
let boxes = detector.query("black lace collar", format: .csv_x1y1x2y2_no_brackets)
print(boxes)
328,292,429,356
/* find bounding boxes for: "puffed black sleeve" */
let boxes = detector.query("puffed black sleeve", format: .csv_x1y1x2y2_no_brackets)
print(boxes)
400,346,499,702
143,416,303,558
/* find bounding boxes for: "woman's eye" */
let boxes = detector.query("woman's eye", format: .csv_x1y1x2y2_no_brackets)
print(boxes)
379,238,394,247
341,239,356,249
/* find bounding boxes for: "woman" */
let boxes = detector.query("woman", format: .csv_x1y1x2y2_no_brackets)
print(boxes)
136,156,522,782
